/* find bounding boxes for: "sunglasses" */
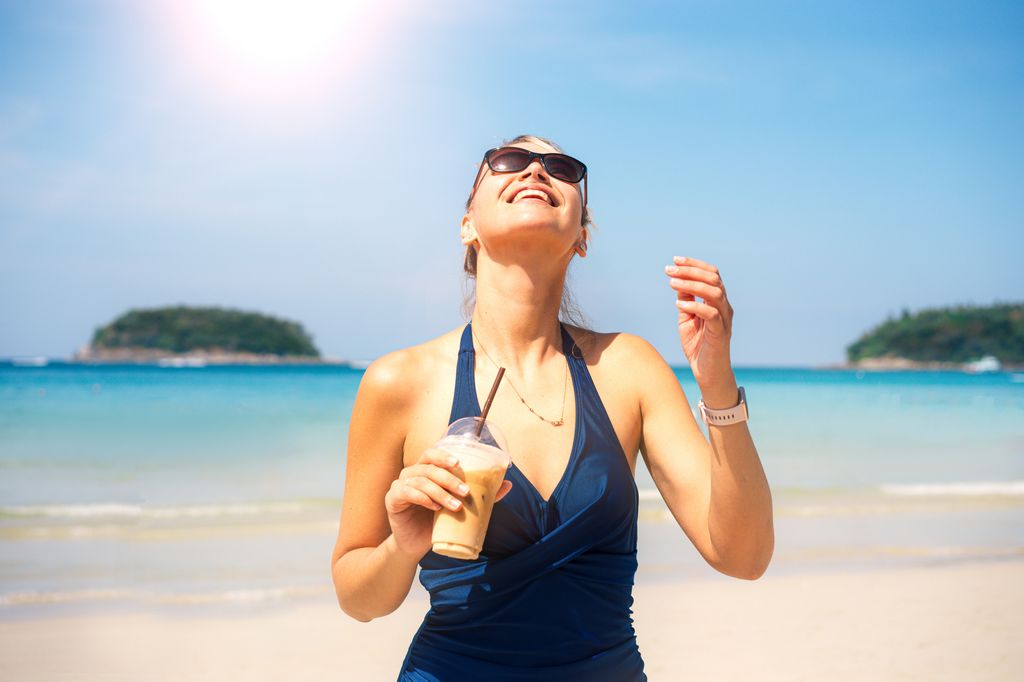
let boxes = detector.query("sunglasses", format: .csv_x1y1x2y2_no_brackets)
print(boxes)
483,147,587,184
472,146,588,207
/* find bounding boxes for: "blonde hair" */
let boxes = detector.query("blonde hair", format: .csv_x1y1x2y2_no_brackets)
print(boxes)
461,134,594,328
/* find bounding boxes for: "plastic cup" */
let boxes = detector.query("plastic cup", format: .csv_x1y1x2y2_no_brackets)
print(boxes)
430,417,510,560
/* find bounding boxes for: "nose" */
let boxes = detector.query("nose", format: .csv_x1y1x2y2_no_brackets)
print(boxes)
514,156,587,207
518,159,549,181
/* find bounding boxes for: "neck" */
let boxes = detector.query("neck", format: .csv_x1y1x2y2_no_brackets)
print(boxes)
470,257,568,375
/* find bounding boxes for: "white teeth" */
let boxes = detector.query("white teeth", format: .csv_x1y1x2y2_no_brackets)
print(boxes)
512,189,551,204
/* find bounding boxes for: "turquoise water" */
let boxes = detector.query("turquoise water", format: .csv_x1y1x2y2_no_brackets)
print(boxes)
2,362,1022,618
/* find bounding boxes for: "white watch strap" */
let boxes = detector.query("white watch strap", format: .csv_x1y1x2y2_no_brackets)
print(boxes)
698,386,748,426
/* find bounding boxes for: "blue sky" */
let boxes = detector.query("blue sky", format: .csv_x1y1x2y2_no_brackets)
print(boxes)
1,0,1021,366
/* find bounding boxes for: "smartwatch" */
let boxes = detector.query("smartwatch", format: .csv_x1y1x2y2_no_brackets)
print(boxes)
698,386,748,427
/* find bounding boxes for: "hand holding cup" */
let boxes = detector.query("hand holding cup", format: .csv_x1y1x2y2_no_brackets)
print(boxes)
385,442,512,559
430,417,512,560
386,366,512,560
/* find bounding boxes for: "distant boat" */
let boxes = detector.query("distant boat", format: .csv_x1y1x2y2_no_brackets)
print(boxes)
963,355,1001,373
157,357,207,368
11,356,49,367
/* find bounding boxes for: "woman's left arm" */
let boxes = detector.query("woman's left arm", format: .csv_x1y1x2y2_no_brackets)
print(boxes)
628,256,773,580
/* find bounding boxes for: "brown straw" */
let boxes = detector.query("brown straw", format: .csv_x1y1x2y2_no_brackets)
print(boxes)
476,367,505,437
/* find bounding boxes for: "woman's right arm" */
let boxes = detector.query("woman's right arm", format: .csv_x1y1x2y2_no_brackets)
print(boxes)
330,351,472,622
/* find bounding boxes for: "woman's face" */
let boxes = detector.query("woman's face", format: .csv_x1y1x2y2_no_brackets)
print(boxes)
463,141,586,259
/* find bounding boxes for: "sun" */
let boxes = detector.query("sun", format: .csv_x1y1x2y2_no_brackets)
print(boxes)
187,0,360,73
160,0,378,104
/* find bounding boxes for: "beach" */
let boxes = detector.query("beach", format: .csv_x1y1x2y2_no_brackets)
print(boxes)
2,363,1022,679
1,558,1021,680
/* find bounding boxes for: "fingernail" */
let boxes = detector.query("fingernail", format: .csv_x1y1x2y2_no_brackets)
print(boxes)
675,256,686,263
448,498,461,510
664,265,675,274
458,483,470,495
447,456,458,467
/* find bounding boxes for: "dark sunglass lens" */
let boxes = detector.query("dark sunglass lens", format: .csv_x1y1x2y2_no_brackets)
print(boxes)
545,154,584,182
488,148,531,172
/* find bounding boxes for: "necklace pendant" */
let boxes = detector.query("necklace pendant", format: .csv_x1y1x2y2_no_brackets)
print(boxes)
550,419,564,427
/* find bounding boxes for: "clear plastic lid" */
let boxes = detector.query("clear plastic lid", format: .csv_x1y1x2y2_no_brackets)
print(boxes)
444,416,508,454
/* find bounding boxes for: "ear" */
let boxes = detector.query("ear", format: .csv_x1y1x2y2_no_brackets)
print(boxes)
574,228,589,258
460,214,479,247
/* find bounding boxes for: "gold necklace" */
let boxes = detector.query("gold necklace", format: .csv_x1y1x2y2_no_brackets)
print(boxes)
472,326,568,427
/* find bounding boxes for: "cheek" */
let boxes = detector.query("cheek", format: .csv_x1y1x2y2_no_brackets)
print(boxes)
474,178,505,211
565,186,585,222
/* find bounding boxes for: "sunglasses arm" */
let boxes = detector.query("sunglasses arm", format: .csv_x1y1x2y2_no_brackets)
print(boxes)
468,162,487,205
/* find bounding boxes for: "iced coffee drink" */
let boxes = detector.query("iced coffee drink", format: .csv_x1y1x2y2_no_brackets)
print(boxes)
431,417,510,560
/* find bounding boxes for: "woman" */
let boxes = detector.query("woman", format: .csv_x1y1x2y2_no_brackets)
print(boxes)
331,135,774,680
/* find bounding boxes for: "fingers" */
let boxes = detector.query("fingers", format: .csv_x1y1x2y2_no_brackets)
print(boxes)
665,256,733,334
389,448,472,513
665,262,724,292
672,255,718,274
665,263,721,286
388,478,443,512
675,299,724,326
665,257,728,304
410,448,471,494
401,474,466,512
666,276,724,303
417,447,459,469
393,449,514,513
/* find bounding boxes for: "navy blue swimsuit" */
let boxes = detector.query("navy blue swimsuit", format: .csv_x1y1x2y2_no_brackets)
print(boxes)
398,322,646,681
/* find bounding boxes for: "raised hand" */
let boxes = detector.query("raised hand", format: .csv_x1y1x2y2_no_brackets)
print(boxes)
664,256,736,392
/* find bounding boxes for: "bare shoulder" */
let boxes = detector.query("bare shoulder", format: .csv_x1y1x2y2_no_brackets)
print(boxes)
357,326,465,409
563,325,668,371
563,325,677,413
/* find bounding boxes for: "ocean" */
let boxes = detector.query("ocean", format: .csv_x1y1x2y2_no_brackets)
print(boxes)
2,362,1022,619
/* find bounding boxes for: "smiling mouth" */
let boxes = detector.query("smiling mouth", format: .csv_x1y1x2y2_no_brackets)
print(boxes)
508,188,556,205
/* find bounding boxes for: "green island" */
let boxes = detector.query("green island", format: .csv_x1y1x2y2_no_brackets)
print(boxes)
845,302,1024,371
73,305,331,364
67,302,1024,369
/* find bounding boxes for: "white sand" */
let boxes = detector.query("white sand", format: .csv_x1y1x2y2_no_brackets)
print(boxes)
1,560,1021,681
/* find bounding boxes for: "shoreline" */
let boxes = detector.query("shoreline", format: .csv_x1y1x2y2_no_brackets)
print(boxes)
70,347,347,365
818,357,1024,372
1,558,1020,680
4,356,1022,372
3,353,356,367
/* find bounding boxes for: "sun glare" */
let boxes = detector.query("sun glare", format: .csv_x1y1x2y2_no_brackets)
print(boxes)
190,0,358,72
161,0,386,109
